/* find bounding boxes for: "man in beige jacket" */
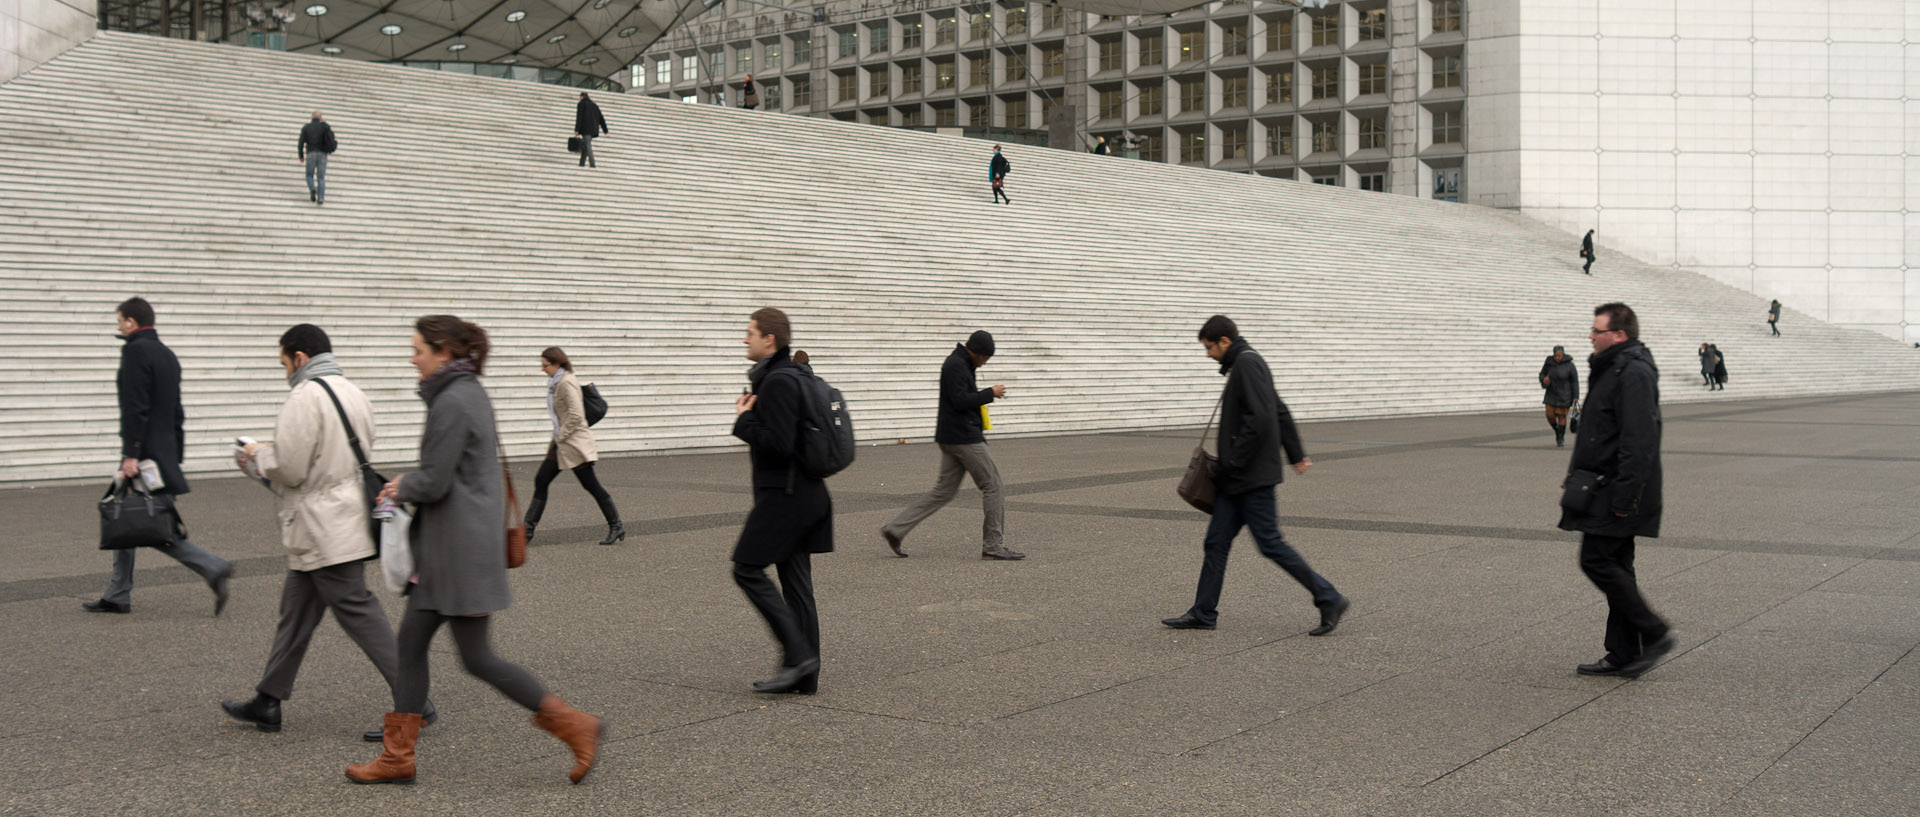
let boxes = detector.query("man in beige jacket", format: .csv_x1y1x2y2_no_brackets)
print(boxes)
221,325,433,741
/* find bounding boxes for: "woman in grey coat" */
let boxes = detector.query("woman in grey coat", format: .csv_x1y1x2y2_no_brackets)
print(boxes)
348,315,605,787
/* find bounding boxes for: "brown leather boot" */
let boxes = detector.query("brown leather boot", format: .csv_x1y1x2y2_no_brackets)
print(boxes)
532,695,606,784
345,712,422,785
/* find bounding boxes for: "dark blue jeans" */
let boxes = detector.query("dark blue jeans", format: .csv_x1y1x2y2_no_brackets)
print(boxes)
1185,486,1341,626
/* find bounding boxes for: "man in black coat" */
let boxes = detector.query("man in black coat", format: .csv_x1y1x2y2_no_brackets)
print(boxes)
731,307,831,694
1561,302,1672,678
86,298,233,615
881,331,1022,560
297,111,337,204
1580,229,1595,274
1164,316,1349,635
1539,345,1579,447
574,92,609,169
1768,300,1782,337
989,145,1011,205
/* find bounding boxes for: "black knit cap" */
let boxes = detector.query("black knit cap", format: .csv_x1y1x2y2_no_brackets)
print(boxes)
966,330,995,357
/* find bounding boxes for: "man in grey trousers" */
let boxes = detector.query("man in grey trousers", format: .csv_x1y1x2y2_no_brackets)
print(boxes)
298,112,336,204
882,331,1024,560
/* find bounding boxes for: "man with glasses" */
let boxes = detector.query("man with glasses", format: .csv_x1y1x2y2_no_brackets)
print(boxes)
1561,303,1672,678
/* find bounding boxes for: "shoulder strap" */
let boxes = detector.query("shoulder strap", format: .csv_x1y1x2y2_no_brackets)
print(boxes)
312,378,372,471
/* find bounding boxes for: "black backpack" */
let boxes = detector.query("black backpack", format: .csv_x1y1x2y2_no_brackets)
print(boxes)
773,367,855,480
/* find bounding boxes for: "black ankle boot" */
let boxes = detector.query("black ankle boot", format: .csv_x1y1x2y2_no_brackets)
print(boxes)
598,521,625,546
524,497,546,545
222,693,282,732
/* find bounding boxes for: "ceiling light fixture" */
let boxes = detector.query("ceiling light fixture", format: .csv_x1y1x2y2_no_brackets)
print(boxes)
303,4,327,16
380,24,402,35
505,10,526,22
547,33,567,43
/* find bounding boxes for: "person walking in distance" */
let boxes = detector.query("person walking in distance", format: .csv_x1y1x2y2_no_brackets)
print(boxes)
1539,345,1579,447
741,74,761,109
1563,302,1674,678
348,316,604,786
1580,229,1595,274
1768,300,1782,337
84,297,234,616
881,331,1022,561
524,347,624,547
575,92,609,169
990,145,1011,205
1091,135,1111,155
1163,315,1350,635
221,324,437,741
298,111,337,205
1709,344,1727,391
1697,343,1716,388
730,308,834,695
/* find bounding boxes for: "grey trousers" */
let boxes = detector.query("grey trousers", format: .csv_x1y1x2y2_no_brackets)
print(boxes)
256,562,400,702
305,152,327,200
577,134,595,167
883,442,1004,551
102,535,230,606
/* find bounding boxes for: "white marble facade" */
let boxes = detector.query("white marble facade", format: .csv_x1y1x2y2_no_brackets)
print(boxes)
1468,0,1920,343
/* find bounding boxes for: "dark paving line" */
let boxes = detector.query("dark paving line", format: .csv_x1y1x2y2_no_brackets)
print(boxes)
1459,444,1920,464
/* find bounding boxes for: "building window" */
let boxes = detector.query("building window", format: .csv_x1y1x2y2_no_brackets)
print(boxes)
1180,130,1205,163
631,64,645,89
706,50,723,81
1434,167,1461,200
1005,98,1027,128
1005,53,1026,82
764,85,781,110
1139,32,1163,67
1220,124,1247,159
903,19,923,50
869,109,890,126
1313,175,1337,185
935,59,956,90
1312,64,1337,101
1312,119,1337,152
1179,30,1204,62
1267,67,1293,104
1098,39,1122,72
970,12,990,41
1222,21,1246,57
1359,62,1386,95
656,59,670,84
1099,87,1124,120
934,14,956,45
969,98,990,126
1041,46,1064,78
1311,14,1337,47
766,42,781,67
1433,0,1461,33
792,33,810,64
682,54,698,81
1040,95,1057,124
1140,134,1164,162
791,76,810,106
969,54,991,87
869,22,889,55
869,67,890,97
836,72,856,102
1359,116,1385,149
1179,77,1206,114
1268,119,1293,157
1432,108,1461,143
1042,3,1063,30
1138,82,1164,116
1358,8,1385,41
839,29,858,58
1006,5,1028,35
902,62,923,93
1266,15,1292,52
683,94,699,104
1433,55,1460,88
1222,73,1247,108
737,47,752,73
934,103,956,126
901,106,922,126
1359,172,1384,191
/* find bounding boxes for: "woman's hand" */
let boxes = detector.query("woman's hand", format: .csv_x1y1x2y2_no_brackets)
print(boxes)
377,478,401,503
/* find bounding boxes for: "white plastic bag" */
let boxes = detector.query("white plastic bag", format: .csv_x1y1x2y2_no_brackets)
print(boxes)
380,506,414,593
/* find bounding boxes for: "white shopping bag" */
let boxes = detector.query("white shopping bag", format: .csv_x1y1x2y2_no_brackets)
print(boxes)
380,506,414,593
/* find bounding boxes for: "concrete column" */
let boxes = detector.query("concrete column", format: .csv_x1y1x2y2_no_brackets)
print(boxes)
1386,0,1421,196
3,0,97,83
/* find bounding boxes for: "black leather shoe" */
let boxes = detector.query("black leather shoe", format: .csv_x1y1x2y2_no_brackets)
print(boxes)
82,599,130,614
1309,596,1351,637
598,521,625,546
222,694,282,732
792,671,819,696
1576,657,1628,676
1618,633,1677,677
1161,614,1215,630
882,528,907,558
210,564,234,617
981,547,1026,561
363,699,436,742
752,658,821,693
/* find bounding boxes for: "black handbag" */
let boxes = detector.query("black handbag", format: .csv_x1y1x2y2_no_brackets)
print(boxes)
1176,392,1226,514
1560,469,1608,515
567,136,583,153
581,382,607,426
313,379,386,549
99,479,177,550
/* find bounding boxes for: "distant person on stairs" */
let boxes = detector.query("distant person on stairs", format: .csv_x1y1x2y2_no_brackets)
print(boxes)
1539,345,1579,447
1698,343,1715,388
881,331,1023,561
1091,135,1111,155
1768,300,1782,337
1579,229,1595,274
525,347,624,547
990,145,1011,205
1709,344,1727,391
741,74,760,109
575,92,609,169
298,111,337,205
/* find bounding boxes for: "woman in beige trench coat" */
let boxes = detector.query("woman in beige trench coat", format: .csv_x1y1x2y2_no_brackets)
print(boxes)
525,347,624,546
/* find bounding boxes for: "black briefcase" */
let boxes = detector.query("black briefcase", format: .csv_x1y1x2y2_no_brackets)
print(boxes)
99,480,178,550
567,136,583,153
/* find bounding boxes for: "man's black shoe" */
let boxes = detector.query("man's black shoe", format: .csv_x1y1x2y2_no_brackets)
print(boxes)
1161,614,1215,630
82,599,129,614
210,564,234,617
1308,596,1351,637
309,190,316,202
364,699,437,741
1576,657,1628,676
222,694,282,732
753,658,821,693
1618,633,1677,677
882,528,907,558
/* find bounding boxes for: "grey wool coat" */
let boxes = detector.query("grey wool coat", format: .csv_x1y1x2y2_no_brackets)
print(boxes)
395,368,512,616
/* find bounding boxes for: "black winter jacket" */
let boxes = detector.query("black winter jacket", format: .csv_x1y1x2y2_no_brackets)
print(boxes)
933,344,995,445
1539,355,1579,407
575,98,608,137
990,153,1009,180
733,348,822,491
1559,340,1662,537
298,121,336,157
1213,340,1306,497
117,329,191,495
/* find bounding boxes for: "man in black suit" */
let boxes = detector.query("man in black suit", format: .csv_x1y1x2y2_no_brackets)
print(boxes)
1580,229,1596,274
730,307,832,694
1163,315,1349,635
1563,302,1673,678
85,297,233,615
575,92,608,169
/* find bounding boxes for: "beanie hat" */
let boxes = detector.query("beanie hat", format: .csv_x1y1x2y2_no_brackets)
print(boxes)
966,330,995,357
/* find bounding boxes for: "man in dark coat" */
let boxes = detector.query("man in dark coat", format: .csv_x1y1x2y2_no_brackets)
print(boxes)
297,111,337,204
1580,229,1595,274
989,145,1011,205
881,331,1023,560
731,307,832,694
1767,300,1781,337
1539,345,1579,447
1710,344,1727,390
574,92,609,168
86,297,233,615
1561,302,1672,678
1697,343,1715,387
1164,316,1349,635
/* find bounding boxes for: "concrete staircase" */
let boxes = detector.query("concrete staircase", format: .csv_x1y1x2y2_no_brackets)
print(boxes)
2,31,1916,486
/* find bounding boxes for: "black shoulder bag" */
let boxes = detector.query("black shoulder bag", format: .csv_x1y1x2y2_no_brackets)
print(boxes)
1176,391,1226,514
313,378,386,550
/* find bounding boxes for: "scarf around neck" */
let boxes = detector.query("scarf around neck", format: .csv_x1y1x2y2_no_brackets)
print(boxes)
288,352,345,389
417,356,478,399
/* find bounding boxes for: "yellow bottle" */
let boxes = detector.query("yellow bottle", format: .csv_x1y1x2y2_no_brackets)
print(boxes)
980,405,992,431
